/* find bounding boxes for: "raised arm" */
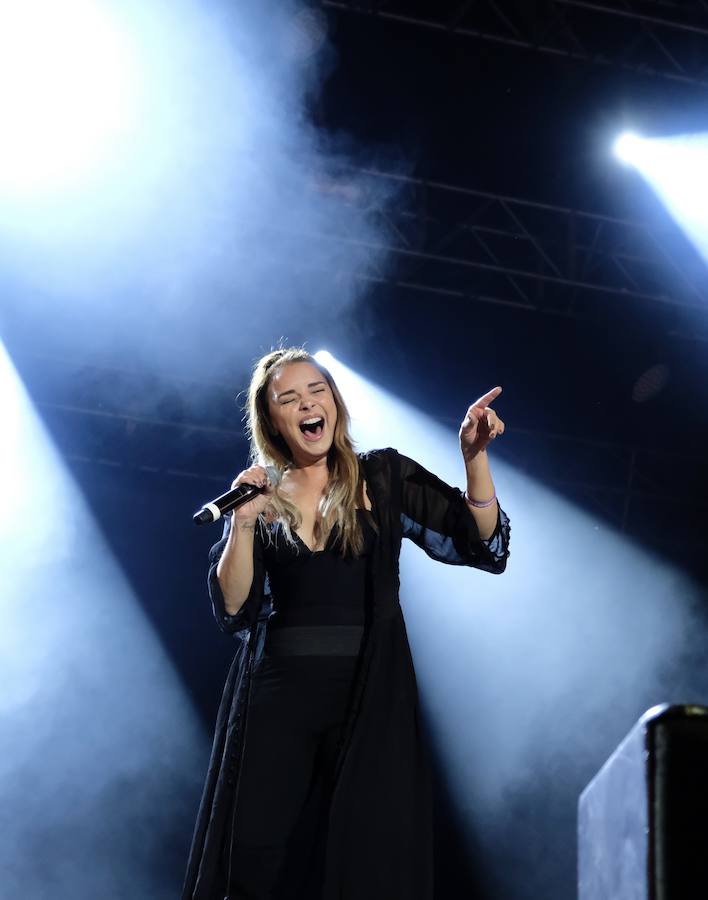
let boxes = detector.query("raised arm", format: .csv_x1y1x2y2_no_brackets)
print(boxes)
458,386,506,540
399,452,510,574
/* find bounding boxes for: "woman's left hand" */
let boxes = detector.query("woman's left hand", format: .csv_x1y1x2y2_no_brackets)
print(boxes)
459,387,505,461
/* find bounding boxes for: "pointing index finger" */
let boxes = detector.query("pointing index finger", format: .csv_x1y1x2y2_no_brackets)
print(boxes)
473,386,502,409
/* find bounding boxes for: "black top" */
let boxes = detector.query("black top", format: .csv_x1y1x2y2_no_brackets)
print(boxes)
263,509,375,629
186,450,511,900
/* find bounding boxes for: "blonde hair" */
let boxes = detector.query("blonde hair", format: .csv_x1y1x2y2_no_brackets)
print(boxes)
245,348,371,556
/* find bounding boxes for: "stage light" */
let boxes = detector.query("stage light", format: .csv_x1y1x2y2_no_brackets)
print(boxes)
613,131,643,165
615,130,708,262
0,0,138,195
1,0,394,386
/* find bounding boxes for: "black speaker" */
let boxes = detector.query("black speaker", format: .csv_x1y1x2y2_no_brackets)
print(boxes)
579,704,708,900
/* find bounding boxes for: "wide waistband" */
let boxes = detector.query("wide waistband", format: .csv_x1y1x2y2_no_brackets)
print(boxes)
264,625,364,657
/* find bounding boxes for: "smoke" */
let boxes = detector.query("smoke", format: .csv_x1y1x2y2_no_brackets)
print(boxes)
404,470,708,900
321,352,708,900
0,0,401,382
0,334,207,898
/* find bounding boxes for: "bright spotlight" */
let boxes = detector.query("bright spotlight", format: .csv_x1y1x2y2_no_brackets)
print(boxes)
0,0,139,195
617,130,708,262
614,131,643,165
314,350,335,367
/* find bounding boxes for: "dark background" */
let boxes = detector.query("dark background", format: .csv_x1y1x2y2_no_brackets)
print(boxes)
2,2,708,897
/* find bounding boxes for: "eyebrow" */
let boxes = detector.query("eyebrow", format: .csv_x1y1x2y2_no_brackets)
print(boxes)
276,380,327,401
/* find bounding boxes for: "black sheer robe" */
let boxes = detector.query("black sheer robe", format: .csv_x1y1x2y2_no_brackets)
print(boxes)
182,448,510,899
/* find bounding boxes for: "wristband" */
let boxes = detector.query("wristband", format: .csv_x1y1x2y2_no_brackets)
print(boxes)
464,491,497,509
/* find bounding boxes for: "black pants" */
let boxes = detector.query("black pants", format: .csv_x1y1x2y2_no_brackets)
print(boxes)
226,652,359,900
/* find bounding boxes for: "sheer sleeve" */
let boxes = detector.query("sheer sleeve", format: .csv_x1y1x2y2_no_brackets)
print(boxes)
398,452,510,573
207,517,268,634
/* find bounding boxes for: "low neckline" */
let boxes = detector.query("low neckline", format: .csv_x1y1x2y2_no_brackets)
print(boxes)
293,508,370,556
292,530,329,556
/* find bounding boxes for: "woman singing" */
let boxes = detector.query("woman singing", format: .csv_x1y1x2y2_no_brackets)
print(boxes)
182,347,510,900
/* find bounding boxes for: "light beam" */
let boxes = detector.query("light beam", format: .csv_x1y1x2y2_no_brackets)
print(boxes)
321,351,706,894
614,129,708,263
0,342,207,898
0,0,139,195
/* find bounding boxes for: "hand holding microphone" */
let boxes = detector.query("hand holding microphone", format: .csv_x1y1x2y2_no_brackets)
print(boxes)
193,465,279,525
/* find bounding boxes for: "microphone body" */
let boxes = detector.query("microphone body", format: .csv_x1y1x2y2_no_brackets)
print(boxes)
193,466,280,525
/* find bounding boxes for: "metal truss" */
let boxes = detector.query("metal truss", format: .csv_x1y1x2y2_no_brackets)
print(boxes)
313,166,708,339
466,423,708,549
38,397,708,559
322,0,708,88
18,347,706,562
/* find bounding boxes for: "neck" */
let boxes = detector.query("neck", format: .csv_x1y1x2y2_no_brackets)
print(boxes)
289,452,329,482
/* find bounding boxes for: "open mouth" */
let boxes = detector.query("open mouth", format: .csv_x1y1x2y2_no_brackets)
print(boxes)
299,416,325,441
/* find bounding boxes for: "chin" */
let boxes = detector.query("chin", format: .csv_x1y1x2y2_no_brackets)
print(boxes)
309,440,333,454
304,439,333,459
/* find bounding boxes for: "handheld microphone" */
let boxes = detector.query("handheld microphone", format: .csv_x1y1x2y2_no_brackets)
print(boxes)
193,466,280,525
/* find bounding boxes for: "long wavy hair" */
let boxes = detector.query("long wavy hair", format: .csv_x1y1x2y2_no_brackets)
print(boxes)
245,348,372,556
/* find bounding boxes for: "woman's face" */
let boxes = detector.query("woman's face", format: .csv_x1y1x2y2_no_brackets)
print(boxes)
266,361,338,465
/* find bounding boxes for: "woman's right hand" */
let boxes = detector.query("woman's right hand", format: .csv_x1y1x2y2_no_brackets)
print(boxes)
230,465,275,525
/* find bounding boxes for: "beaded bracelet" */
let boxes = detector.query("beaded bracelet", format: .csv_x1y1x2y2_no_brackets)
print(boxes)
464,491,497,509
